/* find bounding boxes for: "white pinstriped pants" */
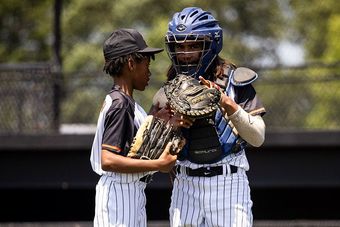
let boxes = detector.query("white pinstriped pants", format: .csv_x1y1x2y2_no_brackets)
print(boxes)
94,175,147,227
170,168,253,227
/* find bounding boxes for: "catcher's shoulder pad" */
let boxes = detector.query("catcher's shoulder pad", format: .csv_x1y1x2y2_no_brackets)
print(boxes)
231,67,258,86
152,87,168,109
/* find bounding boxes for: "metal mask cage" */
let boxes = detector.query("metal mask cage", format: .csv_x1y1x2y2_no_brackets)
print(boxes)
165,33,213,77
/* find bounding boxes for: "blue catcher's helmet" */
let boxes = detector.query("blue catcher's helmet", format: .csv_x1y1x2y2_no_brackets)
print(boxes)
165,7,223,79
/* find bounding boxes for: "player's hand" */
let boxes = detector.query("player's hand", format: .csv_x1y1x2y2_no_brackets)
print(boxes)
153,103,173,122
198,76,238,115
199,75,225,105
148,102,160,116
157,142,179,173
199,76,221,90
168,112,194,129
219,92,239,116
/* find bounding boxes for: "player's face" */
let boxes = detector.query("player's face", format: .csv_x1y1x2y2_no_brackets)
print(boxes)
133,56,151,91
175,41,203,64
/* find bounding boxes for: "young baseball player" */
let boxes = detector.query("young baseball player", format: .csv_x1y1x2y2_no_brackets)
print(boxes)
150,7,266,227
90,28,178,227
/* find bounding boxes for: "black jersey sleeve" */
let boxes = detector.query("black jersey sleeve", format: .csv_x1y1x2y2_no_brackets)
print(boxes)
101,92,135,156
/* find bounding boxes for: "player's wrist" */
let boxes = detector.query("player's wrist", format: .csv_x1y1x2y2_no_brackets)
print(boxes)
219,94,238,116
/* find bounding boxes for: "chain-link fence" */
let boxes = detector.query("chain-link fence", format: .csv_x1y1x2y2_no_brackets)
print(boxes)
60,71,112,125
0,62,339,135
255,62,340,131
0,63,61,135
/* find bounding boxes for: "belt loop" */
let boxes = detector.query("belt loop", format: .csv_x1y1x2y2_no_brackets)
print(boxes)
181,166,186,175
226,164,231,176
176,165,185,176
222,165,227,176
175,165,181,175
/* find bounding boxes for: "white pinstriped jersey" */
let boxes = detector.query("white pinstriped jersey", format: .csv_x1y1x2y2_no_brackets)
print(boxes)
91,87,151,227
153,78,266,227
90,89,148,183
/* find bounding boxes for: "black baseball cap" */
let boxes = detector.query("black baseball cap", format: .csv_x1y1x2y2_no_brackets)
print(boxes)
103,28,163,61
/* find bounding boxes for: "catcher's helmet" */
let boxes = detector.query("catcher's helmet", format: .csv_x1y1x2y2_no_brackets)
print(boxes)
165,7,223,79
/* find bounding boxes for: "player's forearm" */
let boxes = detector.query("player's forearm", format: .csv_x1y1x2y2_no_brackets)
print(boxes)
228,106,266,147
101,149,164,173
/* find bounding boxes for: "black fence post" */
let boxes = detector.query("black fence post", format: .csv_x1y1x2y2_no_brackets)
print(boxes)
52,0,63,132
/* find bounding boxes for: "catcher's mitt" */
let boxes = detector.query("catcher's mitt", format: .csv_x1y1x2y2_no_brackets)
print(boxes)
128,115,184,160
163,74,221,118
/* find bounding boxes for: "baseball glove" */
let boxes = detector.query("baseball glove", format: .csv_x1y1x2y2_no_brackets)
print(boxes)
127,115,184,160
163,74,221,118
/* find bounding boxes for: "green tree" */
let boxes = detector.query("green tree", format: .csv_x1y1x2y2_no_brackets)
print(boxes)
289,0,340,61
323,15,340,62
59,0,286,113
0,0,53,62
287,0,340,130
61,0,286,73
7,0,339,130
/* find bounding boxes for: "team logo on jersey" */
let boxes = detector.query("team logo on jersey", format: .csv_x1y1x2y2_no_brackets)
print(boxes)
176,24,187,32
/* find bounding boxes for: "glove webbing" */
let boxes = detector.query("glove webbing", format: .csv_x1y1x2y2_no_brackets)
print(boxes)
139,118,173,159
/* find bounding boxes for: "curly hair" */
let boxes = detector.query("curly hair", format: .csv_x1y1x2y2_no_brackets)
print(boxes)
103,53,154,77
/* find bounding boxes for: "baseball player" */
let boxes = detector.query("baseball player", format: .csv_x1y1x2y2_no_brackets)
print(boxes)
150,7,266,227
90,28,178,227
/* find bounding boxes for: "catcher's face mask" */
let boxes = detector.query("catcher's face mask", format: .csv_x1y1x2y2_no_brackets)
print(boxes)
166,34,213,79
175,41,202,64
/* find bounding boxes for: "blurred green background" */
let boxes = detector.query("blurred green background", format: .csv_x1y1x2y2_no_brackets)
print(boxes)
0,0,339,134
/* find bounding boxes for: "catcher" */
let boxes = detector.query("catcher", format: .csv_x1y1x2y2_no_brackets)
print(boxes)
150,7,266,227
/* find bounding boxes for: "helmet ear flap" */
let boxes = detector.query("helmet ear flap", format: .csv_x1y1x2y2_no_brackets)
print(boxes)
211,30,223,55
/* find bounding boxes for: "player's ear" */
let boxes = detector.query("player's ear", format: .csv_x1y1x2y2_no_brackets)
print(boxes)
127,57,135,71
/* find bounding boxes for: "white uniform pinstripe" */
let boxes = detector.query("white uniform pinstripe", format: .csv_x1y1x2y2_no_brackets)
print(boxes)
170,154,253,227
90,94,149,227
167,86,258,227
151,75,264,226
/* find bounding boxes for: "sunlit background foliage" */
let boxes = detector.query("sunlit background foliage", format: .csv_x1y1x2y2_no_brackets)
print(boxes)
0,0,339,133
